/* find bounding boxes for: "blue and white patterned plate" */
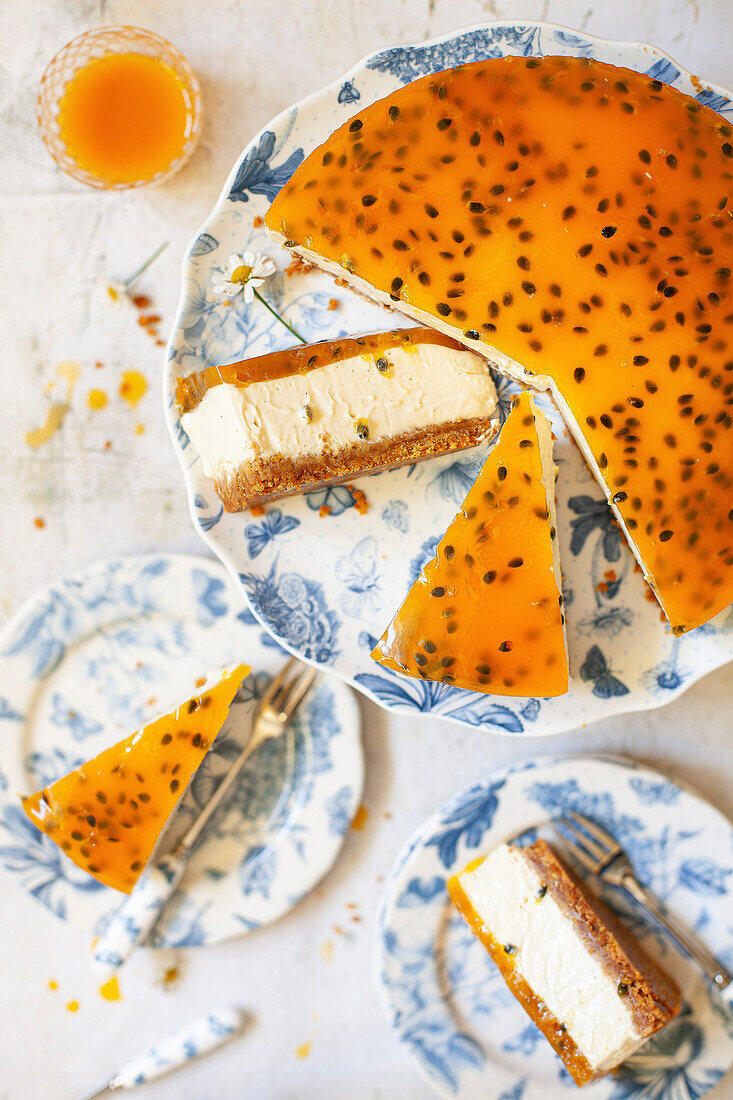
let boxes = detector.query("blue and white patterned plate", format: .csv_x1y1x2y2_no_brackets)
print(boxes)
0,554,363,946
377,754,733,1099
165,21,733,736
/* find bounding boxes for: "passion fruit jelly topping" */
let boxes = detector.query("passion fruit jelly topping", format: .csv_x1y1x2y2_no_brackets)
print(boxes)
22,664,248,893
371,392,568,697
176,327,463,413
267,55,733,634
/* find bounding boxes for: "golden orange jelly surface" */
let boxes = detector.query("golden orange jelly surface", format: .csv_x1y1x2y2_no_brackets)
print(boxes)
447,870,594,1086
267,55,733,634
372,392,568,696
176,327,463,413
59,53,191,183
22,665,248,892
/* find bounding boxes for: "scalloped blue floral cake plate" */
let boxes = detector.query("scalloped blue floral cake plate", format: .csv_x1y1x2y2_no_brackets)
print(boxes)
165,21,733,738
377,754,733,1099
0,554,363,946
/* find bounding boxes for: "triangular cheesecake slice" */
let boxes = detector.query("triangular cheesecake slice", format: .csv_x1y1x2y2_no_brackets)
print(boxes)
22,664,248,892
372,391,568,696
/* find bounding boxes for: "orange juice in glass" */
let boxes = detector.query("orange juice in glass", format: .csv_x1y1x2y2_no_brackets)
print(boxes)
37,26,202,189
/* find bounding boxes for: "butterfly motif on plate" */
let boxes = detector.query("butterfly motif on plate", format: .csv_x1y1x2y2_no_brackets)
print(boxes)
579,645,629,699
335,537,382,619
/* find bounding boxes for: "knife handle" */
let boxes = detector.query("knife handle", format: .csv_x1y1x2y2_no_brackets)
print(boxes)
111,1007,246,1090
90,856,186,980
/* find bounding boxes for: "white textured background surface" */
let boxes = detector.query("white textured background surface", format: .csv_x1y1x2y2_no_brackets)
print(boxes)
0,1,731,1097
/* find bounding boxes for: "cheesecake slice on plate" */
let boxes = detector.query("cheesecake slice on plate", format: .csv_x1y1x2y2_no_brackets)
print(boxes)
22,665,248,893
372,391,569,697
176,327,498,511
448,840,681,1086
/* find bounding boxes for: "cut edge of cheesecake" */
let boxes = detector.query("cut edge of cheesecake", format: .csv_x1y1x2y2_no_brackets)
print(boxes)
267,229,670,625
177,327,499,512
447,839,681,1087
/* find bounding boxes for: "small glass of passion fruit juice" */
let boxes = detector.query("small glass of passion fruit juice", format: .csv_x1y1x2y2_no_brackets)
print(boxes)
37,26,202,189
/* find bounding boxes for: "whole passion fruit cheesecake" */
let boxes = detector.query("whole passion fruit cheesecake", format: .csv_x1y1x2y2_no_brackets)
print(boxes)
22,665,248,892
372,391,568,696
266,54,733,634
448,840,681,1086
177,328,498,511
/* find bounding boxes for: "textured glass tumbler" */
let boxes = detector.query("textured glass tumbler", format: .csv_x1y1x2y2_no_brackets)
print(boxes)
37,25,203,189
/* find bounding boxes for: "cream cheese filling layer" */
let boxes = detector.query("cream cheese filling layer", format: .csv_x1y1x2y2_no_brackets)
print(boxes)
458,845,645,1072
180,342,497,479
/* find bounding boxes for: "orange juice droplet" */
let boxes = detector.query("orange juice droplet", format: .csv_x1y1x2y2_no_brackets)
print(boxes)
119,370,148,406
88,389,107,410
99,975,122,1002
58,53,192,184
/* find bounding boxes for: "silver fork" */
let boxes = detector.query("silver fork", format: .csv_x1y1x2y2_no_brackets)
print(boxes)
90,658,317,980
171,657,318,860
554,809,732,990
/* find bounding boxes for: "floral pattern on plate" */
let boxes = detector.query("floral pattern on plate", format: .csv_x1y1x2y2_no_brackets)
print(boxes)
0,554,363,945
165,21,733,736
377,754,733,1098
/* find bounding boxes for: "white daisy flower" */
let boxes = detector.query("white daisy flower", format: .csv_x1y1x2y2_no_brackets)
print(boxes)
103,279,135,310
212,251,277,302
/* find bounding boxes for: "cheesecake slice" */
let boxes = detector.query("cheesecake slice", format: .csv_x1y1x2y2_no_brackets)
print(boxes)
372,391,569,697
22,665,248,893
448,841,681,1086
176,328,498,511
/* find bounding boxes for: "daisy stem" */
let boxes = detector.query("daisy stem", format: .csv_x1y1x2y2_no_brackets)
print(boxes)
254,289,307,344
124,240,170,288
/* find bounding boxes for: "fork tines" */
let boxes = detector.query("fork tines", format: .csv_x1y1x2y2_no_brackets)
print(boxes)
554,809,621,874
262,657,318,721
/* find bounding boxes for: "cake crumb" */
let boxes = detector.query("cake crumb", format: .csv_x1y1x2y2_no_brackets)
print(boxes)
346,485,369,515
249,504,266,517
253,216,263,228
195,677,207,688
104,440,112,450
319,505,331,518
34,517,46,529
285,255,314,277
328,298,339,311
163,965,180,986
134,423,145,435
334,277,348,287
95,361,104,369
351,804,368,831
318,940,333,962
66,1000,80,1013
295,1041,312,1059
48,979,58,991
